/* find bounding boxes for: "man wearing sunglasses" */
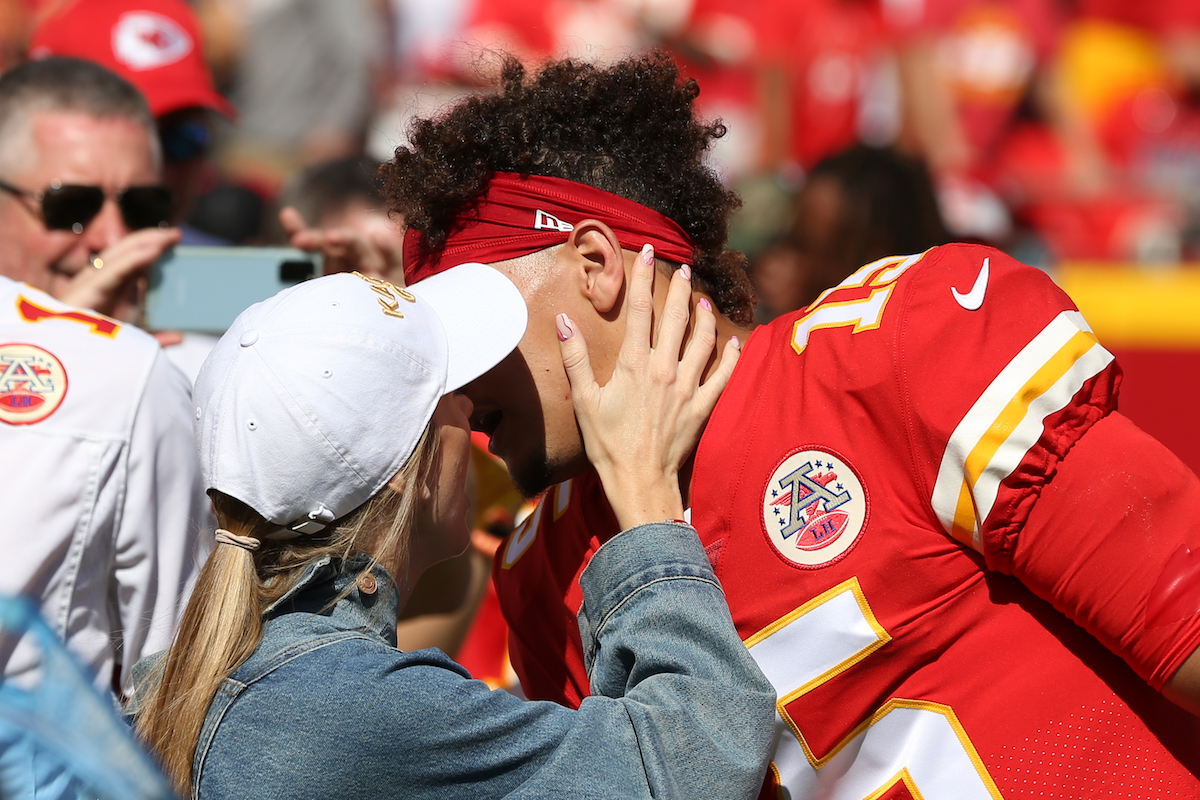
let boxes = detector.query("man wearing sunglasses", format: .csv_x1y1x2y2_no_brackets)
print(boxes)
28,0,238,247
0,57,180,324
25,0,240,385
0,54,208,719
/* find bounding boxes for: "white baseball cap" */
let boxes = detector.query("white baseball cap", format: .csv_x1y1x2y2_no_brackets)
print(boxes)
192,266,527,536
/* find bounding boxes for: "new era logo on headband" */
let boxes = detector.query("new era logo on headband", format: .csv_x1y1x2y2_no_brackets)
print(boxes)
534,210,574,233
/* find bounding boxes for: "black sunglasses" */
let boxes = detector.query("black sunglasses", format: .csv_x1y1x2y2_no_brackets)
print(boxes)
0,179,173,233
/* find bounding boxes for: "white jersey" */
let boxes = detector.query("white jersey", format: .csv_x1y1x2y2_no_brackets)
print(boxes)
0,276,210,696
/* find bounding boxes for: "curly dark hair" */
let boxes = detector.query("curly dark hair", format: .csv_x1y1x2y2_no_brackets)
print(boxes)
381,52,755,325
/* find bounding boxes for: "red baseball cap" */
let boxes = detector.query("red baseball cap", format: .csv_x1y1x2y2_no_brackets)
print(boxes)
28,0,236,119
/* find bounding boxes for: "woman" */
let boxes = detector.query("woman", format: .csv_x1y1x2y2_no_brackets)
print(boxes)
131,257,773,799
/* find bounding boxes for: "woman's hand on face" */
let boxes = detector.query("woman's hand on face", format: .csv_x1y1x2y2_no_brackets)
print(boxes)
557,244,741,530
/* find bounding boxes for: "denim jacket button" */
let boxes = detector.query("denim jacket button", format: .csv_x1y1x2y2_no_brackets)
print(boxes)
357,572,377,595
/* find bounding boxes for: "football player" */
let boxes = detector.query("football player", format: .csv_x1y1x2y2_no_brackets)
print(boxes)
383,52,1200,797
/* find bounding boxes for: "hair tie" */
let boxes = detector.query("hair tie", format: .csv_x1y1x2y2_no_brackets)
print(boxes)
215,528,261,552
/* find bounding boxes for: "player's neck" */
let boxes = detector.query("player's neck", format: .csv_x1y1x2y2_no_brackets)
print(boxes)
708,314,750,382
670,290,749,383
679,311,749,508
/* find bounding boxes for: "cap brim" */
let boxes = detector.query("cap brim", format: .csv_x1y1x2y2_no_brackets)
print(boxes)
407,263,528,392
151,85,238,119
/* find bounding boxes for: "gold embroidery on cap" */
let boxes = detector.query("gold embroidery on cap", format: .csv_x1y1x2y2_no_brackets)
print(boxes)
353,272,416,319
377,295,403,318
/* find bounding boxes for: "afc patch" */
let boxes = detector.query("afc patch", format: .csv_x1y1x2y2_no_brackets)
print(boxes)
761,447,868,569
0,343,68,425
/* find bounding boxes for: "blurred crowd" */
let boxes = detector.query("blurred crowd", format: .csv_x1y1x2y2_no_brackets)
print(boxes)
5,2,1197,695
0,2,1198,787
1,0,1197,323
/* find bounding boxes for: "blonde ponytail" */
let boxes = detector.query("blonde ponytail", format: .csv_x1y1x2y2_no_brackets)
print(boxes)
134,498,277,795
135,425,439,797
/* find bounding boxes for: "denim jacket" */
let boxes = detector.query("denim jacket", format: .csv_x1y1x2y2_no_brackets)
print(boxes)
134,522,775,799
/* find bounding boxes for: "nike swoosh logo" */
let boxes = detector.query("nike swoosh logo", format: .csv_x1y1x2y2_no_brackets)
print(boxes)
952,257,989,311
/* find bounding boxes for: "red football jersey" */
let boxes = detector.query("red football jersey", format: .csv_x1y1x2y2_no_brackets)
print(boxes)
493,243,1200,797
492,470,620,708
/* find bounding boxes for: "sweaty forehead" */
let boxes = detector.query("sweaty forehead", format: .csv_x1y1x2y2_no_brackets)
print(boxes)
21,110,158,187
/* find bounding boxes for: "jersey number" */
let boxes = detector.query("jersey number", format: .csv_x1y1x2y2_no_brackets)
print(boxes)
745,578,1003,799
18,297,119,337
791,253,925,355
501,479,573,569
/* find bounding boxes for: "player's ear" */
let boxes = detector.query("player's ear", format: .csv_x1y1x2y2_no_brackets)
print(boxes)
564,219,625,315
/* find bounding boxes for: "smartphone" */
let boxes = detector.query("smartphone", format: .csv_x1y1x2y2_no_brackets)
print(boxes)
144,246,323,334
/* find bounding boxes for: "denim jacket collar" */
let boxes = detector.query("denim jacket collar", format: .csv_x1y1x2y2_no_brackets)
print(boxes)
183,553,404,798
261,552,401,648
126,553,402,723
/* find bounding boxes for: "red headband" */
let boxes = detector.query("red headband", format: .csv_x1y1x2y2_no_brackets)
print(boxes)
402,172,695,285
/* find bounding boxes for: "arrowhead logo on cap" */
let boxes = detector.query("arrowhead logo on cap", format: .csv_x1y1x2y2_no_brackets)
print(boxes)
112,11,192,71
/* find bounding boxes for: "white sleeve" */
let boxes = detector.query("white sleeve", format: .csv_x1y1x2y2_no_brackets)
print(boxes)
113,349,212,694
